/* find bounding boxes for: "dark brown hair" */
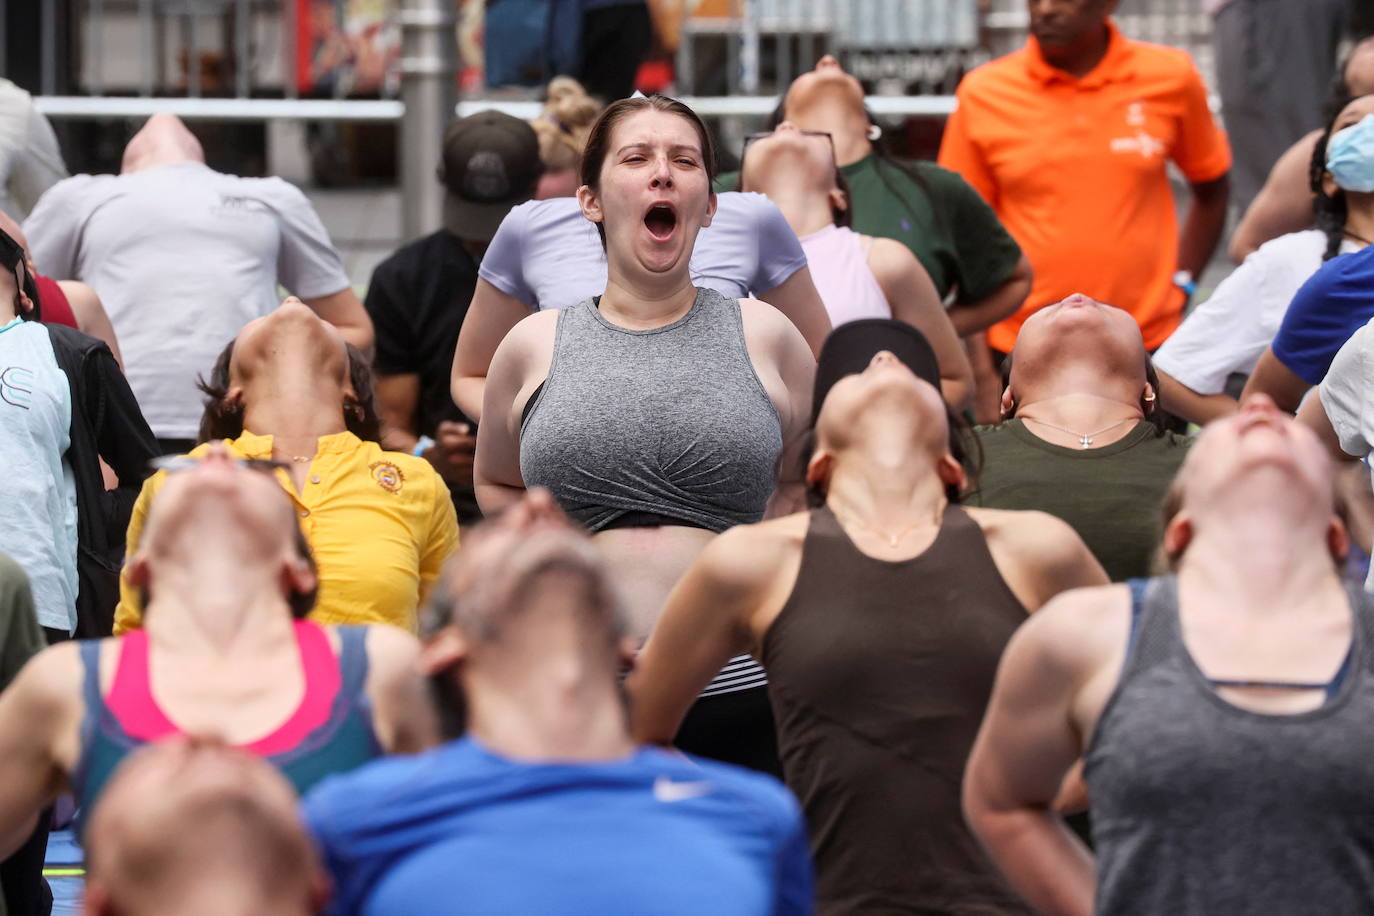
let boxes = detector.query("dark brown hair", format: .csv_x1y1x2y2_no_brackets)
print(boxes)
578,95,718,246
194,340,382,445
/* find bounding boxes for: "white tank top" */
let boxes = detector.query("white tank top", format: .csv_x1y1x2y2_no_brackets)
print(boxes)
798,224,892,328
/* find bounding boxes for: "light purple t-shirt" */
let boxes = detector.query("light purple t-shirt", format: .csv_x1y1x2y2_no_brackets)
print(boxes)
478,191,808,311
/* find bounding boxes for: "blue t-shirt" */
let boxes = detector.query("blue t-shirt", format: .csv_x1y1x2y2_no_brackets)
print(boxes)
302,736,813,916
1273,244,1374,385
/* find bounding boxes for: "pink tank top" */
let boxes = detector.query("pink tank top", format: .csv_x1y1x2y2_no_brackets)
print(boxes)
106,620,341,755
799,224,892,328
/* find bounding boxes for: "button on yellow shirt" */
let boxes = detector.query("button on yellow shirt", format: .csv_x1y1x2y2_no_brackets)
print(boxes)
114,431,459,634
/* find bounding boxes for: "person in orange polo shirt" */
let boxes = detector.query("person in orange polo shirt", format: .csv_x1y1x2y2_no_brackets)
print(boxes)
939,0,1231,354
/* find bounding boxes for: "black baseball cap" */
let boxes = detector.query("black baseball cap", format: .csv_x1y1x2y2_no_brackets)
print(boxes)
0,229,40,321
438,110,542,243
812,319,940,425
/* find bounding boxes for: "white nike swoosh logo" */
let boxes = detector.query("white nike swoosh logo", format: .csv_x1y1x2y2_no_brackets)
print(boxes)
653,775,715,803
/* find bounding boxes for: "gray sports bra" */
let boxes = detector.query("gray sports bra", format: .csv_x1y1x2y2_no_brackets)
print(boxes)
520,288,783,533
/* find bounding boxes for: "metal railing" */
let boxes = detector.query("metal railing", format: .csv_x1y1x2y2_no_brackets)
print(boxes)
26,0,1218,238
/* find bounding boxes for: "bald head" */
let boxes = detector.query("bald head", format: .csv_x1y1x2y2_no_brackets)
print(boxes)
84,739,324,916
122,114,205,174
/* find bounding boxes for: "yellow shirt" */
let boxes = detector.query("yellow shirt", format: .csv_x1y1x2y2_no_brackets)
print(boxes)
114,431,459,634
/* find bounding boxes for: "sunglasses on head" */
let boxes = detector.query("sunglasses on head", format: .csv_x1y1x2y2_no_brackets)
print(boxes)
149,455,291,475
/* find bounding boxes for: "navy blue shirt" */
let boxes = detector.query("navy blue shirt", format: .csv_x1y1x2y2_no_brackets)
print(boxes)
1273,245,1374,385
302,736,813,916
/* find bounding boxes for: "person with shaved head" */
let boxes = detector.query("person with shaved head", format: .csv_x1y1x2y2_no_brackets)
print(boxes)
23,114,373,453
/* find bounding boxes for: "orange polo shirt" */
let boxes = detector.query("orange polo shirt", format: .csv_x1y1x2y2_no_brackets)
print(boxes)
938,22,1231,351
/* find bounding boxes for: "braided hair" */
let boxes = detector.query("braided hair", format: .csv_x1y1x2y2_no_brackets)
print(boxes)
1311,92,1356,261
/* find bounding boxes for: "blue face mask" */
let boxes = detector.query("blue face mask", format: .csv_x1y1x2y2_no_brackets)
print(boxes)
1327,115,1374,193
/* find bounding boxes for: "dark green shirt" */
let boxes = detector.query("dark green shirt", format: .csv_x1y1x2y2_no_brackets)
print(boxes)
969,420,1190,582
0,552,42,693
718,153,1022,302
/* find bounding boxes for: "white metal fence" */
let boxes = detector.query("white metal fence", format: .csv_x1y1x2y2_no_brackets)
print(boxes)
37,0,1217,112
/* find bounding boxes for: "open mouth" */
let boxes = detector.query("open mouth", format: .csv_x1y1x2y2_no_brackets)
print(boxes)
644,204,678,241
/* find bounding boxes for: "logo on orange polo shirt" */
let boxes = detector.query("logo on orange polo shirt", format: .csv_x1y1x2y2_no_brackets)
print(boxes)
370,461,406,494
1111,100,1165,160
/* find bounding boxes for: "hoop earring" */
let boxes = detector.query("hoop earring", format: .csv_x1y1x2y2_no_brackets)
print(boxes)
867,123,882,142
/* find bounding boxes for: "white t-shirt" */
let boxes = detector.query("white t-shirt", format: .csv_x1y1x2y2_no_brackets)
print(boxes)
477,191,809,311
24,162,351,439
0,319,77,632
1154,230,1359,396
0,79,67,219
1319,316,1374,589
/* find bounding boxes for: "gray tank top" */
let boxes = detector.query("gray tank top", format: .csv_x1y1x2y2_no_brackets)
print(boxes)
1085,576,1374,915
520,287,782,533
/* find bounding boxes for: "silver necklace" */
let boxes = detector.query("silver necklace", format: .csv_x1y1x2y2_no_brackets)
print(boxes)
1020,415,1136,449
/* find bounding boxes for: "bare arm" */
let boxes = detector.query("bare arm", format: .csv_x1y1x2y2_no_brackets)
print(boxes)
57,280,122,367
976,509,1110,612
374,372,422,451
451,279,535,422
1156,369,1237,426
740,298,815,519
473,312,555,516
1241,347,1311,414
629,525,782,744
301,288,375,357
964,589,1124,916
1230,131,1321,263
1178,174,1230,278
362,625,441,754
755,265,831,357
948,254,1032,337
868,237,973,410
1297,389,1360,460
0,646,79,859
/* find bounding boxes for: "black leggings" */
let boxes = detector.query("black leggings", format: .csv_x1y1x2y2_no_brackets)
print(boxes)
673,685,783,779
0,809,52,916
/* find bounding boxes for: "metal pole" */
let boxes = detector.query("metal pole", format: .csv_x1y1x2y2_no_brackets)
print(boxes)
89,0,104,96
235,0,250,98
139,0,154,95
40,0,56,94
398,0,456,241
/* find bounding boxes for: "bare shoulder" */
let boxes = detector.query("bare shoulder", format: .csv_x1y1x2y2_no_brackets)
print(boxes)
865,236,919,274
360,624,423,676
737,295,793,333
490,308,559,371
56,280,100,309
967,506,1079,551
696,513,808,591
1023,584,1132,647
504,308,560,347
2,642,84,719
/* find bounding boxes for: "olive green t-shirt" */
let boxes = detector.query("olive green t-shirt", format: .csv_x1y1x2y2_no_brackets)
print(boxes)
0,551,42,692
969,420,1191,582
718,153,1022,303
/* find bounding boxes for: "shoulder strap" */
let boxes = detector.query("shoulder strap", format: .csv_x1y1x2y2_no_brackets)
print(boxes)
336,626,371,697
78,639,104,713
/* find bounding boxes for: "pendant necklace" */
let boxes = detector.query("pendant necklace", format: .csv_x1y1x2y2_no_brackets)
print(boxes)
1020,415,1136,449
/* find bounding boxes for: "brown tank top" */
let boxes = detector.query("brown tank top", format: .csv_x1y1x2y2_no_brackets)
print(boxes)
762,504,1031,915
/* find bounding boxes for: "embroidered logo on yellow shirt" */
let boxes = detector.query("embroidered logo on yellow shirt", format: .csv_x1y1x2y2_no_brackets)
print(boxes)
370,461,406,494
